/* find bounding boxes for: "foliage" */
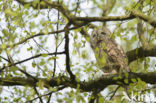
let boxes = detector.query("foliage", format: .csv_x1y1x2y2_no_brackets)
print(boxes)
0,0,156,103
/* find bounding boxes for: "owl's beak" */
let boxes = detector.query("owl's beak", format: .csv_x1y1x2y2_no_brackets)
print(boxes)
97,40,103,44
98,35,104,41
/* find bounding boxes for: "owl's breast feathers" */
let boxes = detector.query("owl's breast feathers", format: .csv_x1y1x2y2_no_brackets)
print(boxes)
104,39,130,72
90,27,130,73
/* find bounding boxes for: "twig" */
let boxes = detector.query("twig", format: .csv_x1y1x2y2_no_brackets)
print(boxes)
89,89,102,103
0,56,9,62
4,26,83,50
109,85,120,100
64,23,75,81
25,86,66,103
0,51,65,73
33,86,43,103
52,0,60,77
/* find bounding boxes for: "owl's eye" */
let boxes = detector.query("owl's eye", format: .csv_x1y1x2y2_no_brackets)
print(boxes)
101,32,106,35
93,34,96,37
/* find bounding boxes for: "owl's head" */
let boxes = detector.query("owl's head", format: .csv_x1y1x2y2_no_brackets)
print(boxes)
90,27,111,48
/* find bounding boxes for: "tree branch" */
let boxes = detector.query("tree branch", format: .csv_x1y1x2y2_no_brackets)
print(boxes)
33,86,44,103
137,19,150,49
16,0,155,29
3,26,81,50
75,14,135,22
26,86,66,103
64,23,76,81
75,10,156,28
126,46,156,63
131,10,156,28
0,51,65,73
1,72,156,92
1,40,156,74
109,86,120,100
43,0,72,20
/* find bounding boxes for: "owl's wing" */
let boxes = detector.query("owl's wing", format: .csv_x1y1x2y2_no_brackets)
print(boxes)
105,38,129,72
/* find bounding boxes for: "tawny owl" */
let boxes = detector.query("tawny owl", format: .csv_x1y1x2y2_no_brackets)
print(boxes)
90,27,130,74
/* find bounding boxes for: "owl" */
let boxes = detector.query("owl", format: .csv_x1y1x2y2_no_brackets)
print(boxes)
90,27,130,74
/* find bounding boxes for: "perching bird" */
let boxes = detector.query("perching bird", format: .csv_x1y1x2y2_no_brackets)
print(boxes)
90,27,130,74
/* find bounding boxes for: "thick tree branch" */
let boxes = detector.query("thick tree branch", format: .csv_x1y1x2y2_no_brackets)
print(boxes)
137,19,150,49
16,0,155,29
75,15,135,22
131,10,156,28
16,0,58,11
13,1,155,55
1,72,156,92
16,0,73,21
136,1,151,50
126,46,156,63
43,0,72,20
1,40,155,74
75,10,156,28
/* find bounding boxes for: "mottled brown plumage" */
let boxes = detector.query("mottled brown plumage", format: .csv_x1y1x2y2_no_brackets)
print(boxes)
90,27,129,74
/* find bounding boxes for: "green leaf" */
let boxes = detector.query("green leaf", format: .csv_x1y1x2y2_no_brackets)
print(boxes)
40,61,45,66
57,78,61,85
37,80,44,90
81,50,88,59
49,87,57,91
99,97,104,102
40,1,46,6
32,0,40,7
32,63,36,68
27,47,33,51
24,4,31,8
113,77,119,80
124,79,129,84
2,29,8,35
1,43,6,49
131,78,136,82
130,35,138,42
5,9,18,16
83,92,88,97
43,27,49,34
125,72,129,78
10,66,18,71
41,54,48,57
72,49,77,55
